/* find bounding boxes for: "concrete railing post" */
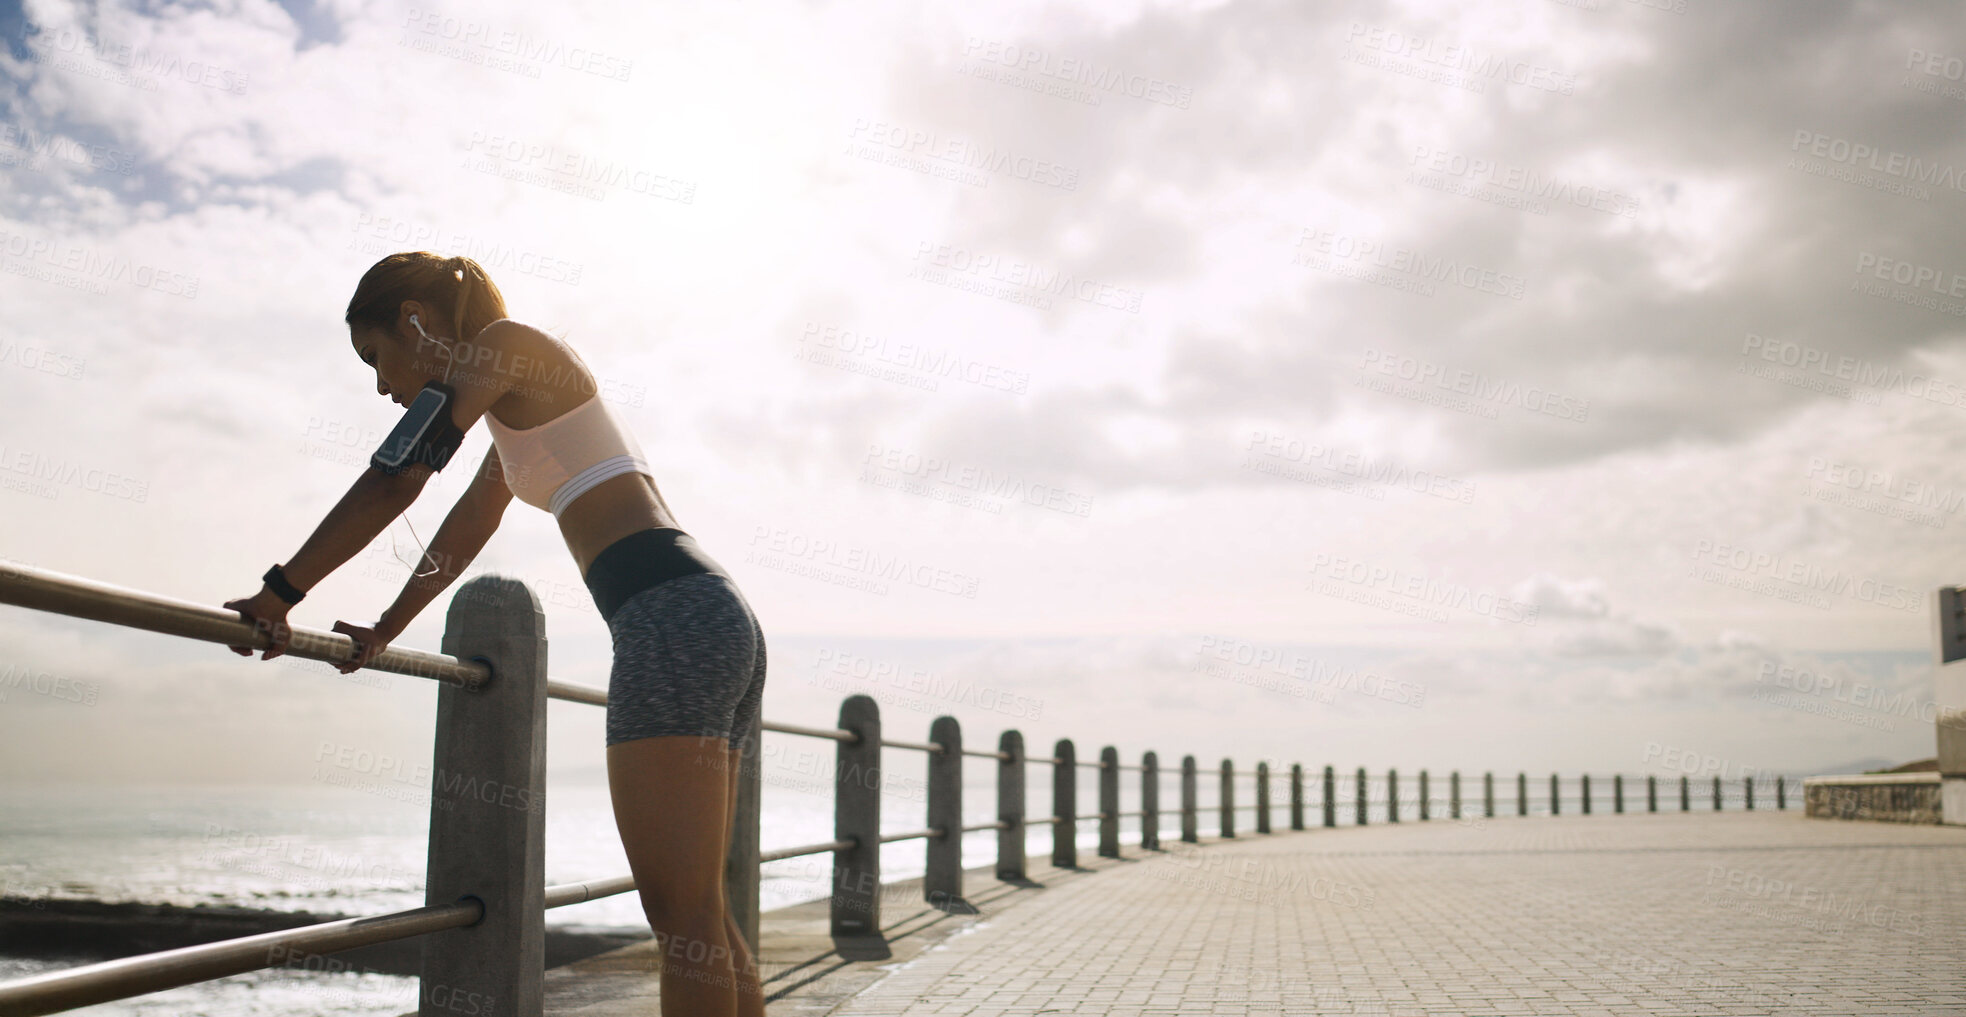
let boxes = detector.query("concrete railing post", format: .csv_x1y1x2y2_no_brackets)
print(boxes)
1181,756,1198,843
1053,739,1077,868
1220,759,1235,839
1550,773,1560,816
1647,775,1657,813
1484,771,1495,819
1451,770,1461,820
1322,765,1336,828
997,731,1026,881
1777,775,1786,810
926,716,973,913
1582,774,1591,815
1418,769,1429,821
1290,763,1304,831
1517,772,1527,816
1355,767,1368,826
1388,768,1399,823
1142,752,1160,850
421,575,547,1017
1098,747,1120,858
1680,775,1690,812
833,695,887,959
1712,775,1722,811
1256,762,1272,834
1745,775,1755,811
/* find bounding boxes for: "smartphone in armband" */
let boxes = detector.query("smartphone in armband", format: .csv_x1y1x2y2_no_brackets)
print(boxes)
371,381,463,476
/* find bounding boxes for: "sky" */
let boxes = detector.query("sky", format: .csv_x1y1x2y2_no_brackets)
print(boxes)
1,0,1962,795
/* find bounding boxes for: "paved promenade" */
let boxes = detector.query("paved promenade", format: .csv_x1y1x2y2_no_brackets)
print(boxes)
817,811,1965,1017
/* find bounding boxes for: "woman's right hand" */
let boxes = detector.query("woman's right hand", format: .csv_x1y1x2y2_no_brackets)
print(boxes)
224,589,293,660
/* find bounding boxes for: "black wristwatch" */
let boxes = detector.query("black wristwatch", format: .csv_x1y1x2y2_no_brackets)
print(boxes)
262,563,307,605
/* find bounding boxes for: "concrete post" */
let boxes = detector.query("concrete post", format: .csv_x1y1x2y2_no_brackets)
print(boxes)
1648,775,1657,813
832,695,887,960
1220,759,1235,839
1181,755,1198,843
1098,746,1120,858
1418,769,1429,821
1484,771,1495,819
1680,775,1690,812
1776,775,1786,810
1290,763,1304,831
1256,762,1271,834
1053,739,1077,868
1550,773,1559,816
1517,772,1527,817
421,575,547,1017
1582,774,1591,815
1451,770,1461,820
1614,774,1624,814
925,716,973,912
1745,775,1755,810
1388,768,1399,823
1712,775,1722,811
997,730,1026,881
1142,751,1160,851
1323,766,1336,828
1356,767,1367,826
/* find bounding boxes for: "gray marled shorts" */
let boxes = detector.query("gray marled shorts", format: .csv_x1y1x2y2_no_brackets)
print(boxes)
604,572,766,752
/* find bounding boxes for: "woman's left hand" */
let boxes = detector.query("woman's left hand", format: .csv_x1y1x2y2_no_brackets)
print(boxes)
332,619,394,674
224,590,293,660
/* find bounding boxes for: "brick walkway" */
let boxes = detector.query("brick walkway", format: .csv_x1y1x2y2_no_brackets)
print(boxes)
822,812,1966,1016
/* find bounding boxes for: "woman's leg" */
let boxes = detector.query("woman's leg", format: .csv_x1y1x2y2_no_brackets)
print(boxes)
608,735,741,1016
723,742,767,1017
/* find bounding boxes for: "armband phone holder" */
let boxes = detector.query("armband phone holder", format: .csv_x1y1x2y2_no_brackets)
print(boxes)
371,380,464,475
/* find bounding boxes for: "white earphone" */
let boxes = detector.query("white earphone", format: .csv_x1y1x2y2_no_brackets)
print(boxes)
409,314,456,383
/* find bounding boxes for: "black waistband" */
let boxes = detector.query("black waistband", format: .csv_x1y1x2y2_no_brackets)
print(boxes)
583,527,728,627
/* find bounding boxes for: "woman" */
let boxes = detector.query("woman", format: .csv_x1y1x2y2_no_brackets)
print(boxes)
222,252,767,1017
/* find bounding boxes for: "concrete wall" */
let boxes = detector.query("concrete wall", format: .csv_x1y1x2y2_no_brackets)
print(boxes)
1803,773,1943,824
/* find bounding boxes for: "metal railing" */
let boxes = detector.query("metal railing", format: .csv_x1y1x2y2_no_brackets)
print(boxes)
0,559,1798,1015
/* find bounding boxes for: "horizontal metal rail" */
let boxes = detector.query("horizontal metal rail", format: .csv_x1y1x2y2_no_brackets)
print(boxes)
0,898,481,1016
0,561,489,691
760,838,857,863
543,874,637,910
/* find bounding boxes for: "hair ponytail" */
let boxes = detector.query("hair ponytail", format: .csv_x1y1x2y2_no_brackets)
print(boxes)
345,252,508,346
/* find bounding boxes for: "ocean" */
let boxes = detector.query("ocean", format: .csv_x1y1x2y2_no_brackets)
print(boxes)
0,775,1084,1015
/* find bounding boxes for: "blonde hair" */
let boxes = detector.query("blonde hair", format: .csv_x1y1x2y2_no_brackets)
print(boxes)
344,252,508,346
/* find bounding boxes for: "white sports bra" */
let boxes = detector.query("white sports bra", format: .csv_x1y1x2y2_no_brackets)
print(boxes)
484,394,655,519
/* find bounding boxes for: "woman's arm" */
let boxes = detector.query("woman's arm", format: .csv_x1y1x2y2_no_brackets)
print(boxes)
277,467,426,594
372,449,515,642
